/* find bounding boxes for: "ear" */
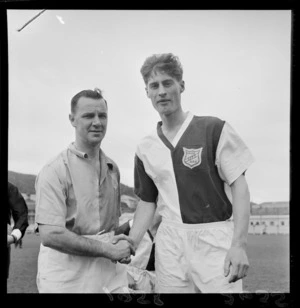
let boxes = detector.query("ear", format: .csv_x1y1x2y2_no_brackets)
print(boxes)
69,113,76,127
180,80,185,93
145,86,149,98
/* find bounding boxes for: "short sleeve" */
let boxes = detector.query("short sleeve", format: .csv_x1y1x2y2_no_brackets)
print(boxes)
216,122,255,185
35,164,67,227
134,154,158,203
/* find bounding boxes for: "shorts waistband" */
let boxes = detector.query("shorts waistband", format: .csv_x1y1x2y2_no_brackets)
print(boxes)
161,219,233,230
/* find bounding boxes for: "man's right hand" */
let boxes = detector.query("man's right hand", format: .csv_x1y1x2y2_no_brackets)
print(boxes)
112,234,137,250
110,235,135,262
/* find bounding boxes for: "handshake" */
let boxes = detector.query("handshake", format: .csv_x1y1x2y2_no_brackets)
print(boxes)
87,220,136,264
109,219,136,264
110,233,136,264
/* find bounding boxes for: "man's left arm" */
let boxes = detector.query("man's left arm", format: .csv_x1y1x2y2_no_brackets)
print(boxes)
224,174,250,283
8,184,29,246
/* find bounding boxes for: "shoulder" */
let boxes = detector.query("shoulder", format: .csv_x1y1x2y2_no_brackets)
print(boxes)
8,181,15,191
44,150,66,169
104,154,120,174
106,156,119,169
8,181,19,195
139,128,157,144
193,115,225,128
37,150,67,180
136,129,158,153
191,116,226,141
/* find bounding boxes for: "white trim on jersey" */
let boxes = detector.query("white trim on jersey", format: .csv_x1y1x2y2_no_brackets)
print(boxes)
170,111,194,147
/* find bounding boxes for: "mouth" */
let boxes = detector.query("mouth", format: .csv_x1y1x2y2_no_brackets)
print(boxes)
157,99,170,104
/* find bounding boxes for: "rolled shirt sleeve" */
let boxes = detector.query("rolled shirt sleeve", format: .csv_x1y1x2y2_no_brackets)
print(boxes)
35,164,67,228
216,122,255,186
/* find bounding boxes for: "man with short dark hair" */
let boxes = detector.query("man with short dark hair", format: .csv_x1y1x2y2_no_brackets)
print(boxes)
35,88,135,293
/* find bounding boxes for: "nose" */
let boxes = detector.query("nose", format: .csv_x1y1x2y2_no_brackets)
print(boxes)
158,84,166,97
92,116,101,126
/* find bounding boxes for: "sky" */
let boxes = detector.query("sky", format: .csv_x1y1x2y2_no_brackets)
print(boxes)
6,10,291,203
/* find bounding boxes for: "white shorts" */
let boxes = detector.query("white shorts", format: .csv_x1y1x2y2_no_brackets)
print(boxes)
155,219,243,293
37,232,128,293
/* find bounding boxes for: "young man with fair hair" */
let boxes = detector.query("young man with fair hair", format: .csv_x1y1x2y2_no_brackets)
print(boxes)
127,53,254,293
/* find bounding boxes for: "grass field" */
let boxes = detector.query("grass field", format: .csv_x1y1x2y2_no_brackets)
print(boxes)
7,233,289,293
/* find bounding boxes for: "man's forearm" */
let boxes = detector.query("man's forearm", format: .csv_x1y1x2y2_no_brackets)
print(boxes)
230,175,251,248
129,200,156,249
39,224,114,259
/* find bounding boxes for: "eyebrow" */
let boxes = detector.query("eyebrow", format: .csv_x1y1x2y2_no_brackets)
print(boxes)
82,111,107,116
149,79,174,86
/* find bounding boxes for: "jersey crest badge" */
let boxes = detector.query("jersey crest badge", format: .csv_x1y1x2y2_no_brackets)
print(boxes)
182,147,203,169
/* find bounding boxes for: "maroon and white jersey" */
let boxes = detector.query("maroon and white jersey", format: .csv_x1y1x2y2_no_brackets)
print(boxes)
134,112,254,224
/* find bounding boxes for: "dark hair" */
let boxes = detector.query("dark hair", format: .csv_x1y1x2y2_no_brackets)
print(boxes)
71,88,107,114
140,53,183,84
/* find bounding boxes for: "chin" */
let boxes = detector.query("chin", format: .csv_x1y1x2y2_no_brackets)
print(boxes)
160,110,173,117
157,106,169,114
89,137,103,145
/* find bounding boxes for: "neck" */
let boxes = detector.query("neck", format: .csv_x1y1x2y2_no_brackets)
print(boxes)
74,140,101,160
161,109,187,131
